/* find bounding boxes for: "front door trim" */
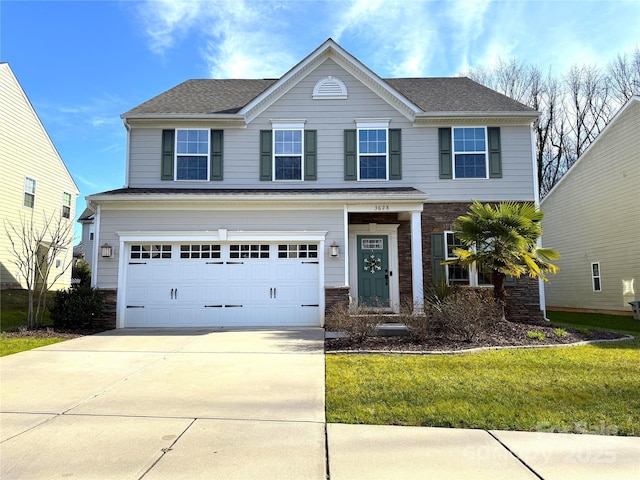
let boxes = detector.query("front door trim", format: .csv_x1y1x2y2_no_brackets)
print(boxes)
348,224,399,312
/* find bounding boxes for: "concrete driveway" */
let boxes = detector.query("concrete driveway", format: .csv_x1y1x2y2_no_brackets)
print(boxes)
2,328,639,479
0,328,326,479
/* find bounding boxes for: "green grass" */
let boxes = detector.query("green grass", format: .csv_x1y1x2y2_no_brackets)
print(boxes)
546,310,639,335
0,335,66,357
1,289,53,332
1,289,63,355
326,311,640,436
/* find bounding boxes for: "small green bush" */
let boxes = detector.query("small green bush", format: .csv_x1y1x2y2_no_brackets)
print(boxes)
527,331,545,341
50,286,104,330
554,328,567,338
72,258,92,287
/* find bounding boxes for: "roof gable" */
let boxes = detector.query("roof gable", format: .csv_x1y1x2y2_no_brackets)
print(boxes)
121,39,537,123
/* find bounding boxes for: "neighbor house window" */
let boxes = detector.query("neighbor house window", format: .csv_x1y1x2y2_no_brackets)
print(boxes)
591,262,602,292
176,129,209,180
358,128,388,180
62,192,72,219
453,127,487,178
274,129,303,180
24,177,36,208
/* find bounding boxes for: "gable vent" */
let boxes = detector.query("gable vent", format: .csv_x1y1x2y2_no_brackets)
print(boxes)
313,76,348,100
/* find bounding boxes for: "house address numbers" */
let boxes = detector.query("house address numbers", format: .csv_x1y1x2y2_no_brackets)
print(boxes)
374,205,390,211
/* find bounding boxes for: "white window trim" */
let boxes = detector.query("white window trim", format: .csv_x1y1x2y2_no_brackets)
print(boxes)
62,192,72,219
174,128,210,181
24,176,36,209
591,262,602,292
356,119,390,182
271,121,305,182
444,231,491,287
451,126,489,180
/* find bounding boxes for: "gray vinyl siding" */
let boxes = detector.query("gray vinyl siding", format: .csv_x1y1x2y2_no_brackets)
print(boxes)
95,207,345,288
126,59,536,202
542,99,640,313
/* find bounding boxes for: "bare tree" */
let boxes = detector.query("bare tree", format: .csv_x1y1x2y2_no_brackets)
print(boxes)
608,46,640,104
4,210,74,329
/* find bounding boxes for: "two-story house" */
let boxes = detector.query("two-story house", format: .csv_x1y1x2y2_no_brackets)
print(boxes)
85,39,541,328
542,96,640,316
0,63,79,290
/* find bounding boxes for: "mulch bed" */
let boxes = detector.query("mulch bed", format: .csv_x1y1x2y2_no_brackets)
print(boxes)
325,320,629,353
1,327,108,339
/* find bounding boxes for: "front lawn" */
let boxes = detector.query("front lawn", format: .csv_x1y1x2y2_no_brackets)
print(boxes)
326,312,640,436
0,335,66,357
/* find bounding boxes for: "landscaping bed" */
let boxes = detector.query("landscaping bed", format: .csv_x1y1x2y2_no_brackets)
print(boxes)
325,318,628,353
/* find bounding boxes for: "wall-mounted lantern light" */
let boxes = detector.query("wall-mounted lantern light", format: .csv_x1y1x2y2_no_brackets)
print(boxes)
329,242,340,258
101,243,113,258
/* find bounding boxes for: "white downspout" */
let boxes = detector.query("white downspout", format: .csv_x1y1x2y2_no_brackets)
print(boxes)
531,122,549,321
123,119,131,188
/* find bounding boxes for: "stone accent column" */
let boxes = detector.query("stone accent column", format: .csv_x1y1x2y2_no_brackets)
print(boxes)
95,288,117,330
325,286,350,316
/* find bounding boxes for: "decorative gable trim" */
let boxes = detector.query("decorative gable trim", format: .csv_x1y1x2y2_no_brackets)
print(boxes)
313,76,347,99
239,38,421,123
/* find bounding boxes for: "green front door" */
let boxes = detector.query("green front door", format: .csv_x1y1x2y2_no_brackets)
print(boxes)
357,235,389,307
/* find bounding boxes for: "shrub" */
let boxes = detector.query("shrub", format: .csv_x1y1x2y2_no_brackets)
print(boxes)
50,286,104,330
324,302,380,344
72,258,91,287
527,331,545,341
430,288,502,342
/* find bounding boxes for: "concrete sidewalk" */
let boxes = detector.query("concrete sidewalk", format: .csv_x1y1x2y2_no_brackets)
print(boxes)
1,328,639,479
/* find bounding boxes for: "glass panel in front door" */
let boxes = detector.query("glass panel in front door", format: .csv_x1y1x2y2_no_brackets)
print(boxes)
357,235,389,307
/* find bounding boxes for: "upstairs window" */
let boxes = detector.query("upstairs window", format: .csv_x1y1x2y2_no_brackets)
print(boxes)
359,128,388,180
439,127,501,179
274,129,303,180
24,177,36,208
260,122,316,182
62,192,72,219
176,129,209,180
453,127,487,178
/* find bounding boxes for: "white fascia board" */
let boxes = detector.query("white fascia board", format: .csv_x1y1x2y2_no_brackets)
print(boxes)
121,113,245,121
414,111,540,126
88,191,428,207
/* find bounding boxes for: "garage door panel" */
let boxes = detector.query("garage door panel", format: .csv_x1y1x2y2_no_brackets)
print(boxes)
124,242,321,328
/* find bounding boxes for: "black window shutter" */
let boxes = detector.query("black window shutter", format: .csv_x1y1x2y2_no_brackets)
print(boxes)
438,128,452,179
431,232,446,285
304,130,317,181
487,127,502,178
389,128,401,180
210,130,223,181
344,129,357,180
260,130,272,181
161,129,175,181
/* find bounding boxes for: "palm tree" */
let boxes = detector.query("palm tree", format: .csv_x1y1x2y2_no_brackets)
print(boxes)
445,200,560,305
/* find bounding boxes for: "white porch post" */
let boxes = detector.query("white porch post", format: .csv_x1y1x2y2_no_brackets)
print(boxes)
410,211,424,311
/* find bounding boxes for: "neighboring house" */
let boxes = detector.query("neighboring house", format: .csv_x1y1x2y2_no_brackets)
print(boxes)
541,96,640,316
77,207,96,269
85,39,541,329
0,63,79,290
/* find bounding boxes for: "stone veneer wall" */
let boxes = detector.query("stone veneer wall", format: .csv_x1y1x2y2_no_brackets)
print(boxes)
325,286,351,315
422,202,544,323
95,288,117,330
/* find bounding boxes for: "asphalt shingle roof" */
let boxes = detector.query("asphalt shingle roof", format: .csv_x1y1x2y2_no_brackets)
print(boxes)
123,76,534,117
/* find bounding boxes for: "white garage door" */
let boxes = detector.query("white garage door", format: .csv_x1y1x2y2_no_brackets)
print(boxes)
123,242,320,327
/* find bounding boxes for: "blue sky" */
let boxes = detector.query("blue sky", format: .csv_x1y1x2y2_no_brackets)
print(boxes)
1,0,639,243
